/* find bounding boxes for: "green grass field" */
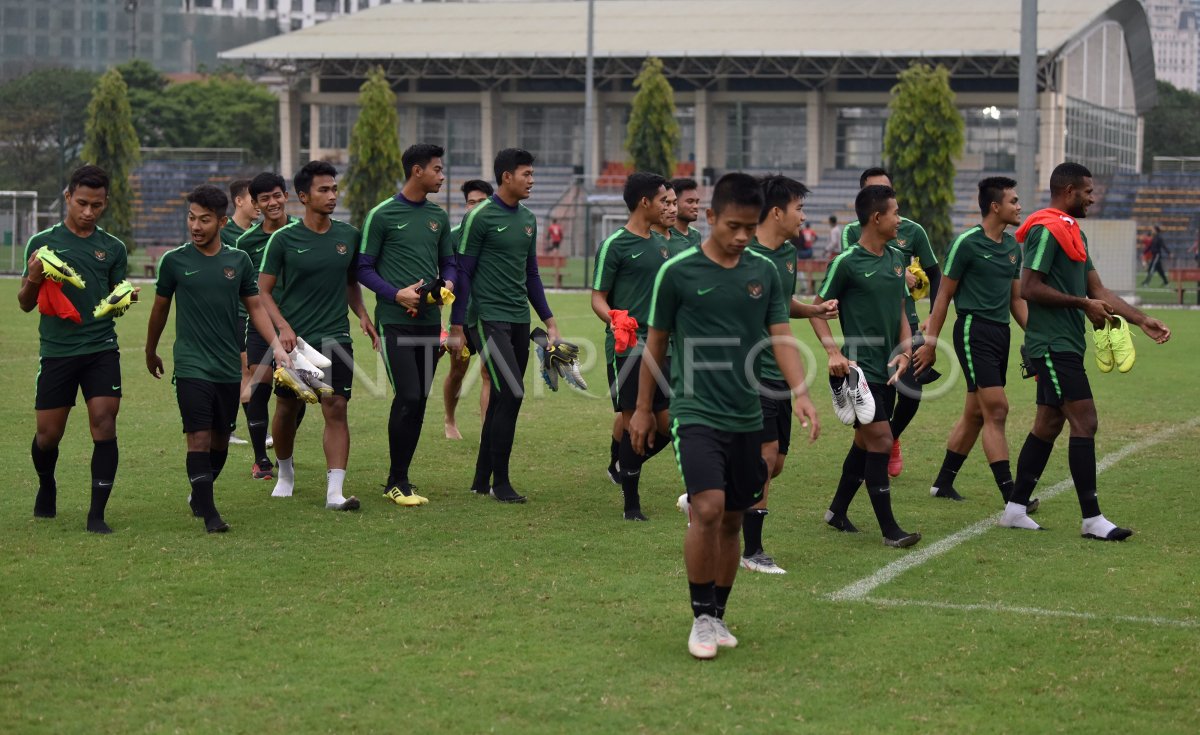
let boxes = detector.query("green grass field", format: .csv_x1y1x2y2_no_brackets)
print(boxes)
1,277,1197,734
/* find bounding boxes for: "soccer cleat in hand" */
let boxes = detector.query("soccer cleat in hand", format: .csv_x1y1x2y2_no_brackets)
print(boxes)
273,365,319,404
289,350,334,398
530,327,587,392
417,278,455,312
294,337,332,369
36,247,85,289
93,280,135,318
907,258,929,300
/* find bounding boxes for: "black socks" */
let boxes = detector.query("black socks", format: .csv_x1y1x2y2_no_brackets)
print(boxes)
186,451,217,521
829,444,867,516
689,580,717,618
210,449,229,482
742,509,767,557
1012,433,1054,506
714,585,732,620
932,450,968,493
31,437,59,518
864,451,903,538
1068,436,1101,518
88,438,118,534
618,431,670,519
989,459,1015,502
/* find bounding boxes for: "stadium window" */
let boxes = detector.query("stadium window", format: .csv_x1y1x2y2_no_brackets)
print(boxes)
722,104,807,172
835,107,888,171
1064,97,1137,175
318,105,359,150
418,105,482,170
35,8,49,29
515,106,584,167
675,105,696,166
962,106,1018,171
602,106,630,167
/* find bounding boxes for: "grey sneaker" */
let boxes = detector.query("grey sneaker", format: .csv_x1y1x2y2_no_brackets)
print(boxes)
688,615,718,659
740,551,787,575
711,617,738,648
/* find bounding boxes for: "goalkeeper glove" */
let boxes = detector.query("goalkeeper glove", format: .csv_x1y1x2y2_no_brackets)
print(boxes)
530,327,587,392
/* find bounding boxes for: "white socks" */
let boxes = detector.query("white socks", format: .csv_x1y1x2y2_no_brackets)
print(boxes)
326,468,347,506
998,501,1041,530
271,457,295,498
1081,514,1116,538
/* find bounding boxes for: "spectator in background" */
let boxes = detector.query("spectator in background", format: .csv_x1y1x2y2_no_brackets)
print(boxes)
547,217,564,253
1142,224,1170,287
828,215,842,257
794,222,816,260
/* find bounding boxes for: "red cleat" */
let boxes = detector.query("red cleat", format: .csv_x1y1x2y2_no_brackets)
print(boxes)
888,440,903,478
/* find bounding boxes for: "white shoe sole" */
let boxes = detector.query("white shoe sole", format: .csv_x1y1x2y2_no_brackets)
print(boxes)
740,558,787,574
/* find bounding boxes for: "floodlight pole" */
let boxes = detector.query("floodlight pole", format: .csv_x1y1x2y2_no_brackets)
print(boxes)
1017,0,1038,193
582,0,596,283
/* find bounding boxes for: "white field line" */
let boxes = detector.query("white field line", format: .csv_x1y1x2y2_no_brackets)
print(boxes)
851,596,1199,628
828,416,1200,602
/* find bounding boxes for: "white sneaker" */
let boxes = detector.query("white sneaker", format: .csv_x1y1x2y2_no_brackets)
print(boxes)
677,493,691,526
830,376,856,425
294,337,332,369
688,615,718,659
711,617,738,648
846,365,876,424
998,502,1042,530
227,434,249,446
740,551,787,575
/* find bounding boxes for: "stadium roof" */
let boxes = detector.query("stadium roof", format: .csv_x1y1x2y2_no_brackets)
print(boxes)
222,0,1155,111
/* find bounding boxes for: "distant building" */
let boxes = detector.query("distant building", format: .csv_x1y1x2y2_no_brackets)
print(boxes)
1142,0,1200,90
185,0,443,33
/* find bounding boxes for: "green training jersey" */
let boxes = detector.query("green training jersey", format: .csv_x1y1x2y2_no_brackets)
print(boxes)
361,195,453,328
843,216,936,325
818,243,909,384
1022,225,1095,357
943,225,1021,325
155,243,258,383
220,219,247,249
748,237,798,382
670,225,702,249
22,223,128,358
594,228,677,358
235,217,296,272
457,197,538,323
649,247,789,433
260,218,360,346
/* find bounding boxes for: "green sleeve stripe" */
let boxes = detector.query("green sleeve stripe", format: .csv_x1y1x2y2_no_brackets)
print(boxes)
648,248,697,326
943,226,978,275
233,223,259,248
818,250,852,299
903,218,936,266
259,219,301,272
841,222,855,250
21,225,60,275
591,230,624,290
1029,227,1051,271
456,199,491,255
359,198,394,254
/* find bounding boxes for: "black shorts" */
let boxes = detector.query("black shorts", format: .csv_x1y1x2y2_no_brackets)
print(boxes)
274,339,354,401
614,354,670,413
758,378,792,455
606,354,619,412
1033,350,1092,406
246,327,274,372
462,324,483,357
236,315,248,353
672,423,768,512
35,350,122,410
954,315,1010,392
176,377,240,434
855,382,895,428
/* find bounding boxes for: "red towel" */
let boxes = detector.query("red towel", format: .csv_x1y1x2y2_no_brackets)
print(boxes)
37,280,81,324
609,309,639,354
1015,208,1087,263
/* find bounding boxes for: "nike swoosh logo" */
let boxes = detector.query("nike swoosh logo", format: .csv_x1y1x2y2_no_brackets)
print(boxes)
98,481,112,488
982,254,993,259
864,271,877,278
631,251,644,259
56,249,70,253
297,248,312,253
188,475,206,483
497,226,509,232
396,223,409,230
111,385,121,390
184,270,199,276
697,287,716,295
254,247,265,254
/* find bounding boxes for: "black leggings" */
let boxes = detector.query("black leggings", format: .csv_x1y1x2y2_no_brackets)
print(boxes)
382,323,442,485
473,321,530,490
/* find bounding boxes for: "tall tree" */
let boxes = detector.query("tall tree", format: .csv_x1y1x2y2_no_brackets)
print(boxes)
83,69,141,247
1143,80,1200,171
625,57,679,177
884,63,964,257
0,68,99,199
343,67,403,228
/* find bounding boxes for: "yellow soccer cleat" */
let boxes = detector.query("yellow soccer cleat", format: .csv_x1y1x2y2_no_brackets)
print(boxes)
93,280,135,319
1092,320,1115,373
1108,315,1136,373
907,258,930,300
36,247,86,289
383,483,428,507
273,366,319,404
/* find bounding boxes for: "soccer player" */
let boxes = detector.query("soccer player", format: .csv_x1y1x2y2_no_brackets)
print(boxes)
222,178,259,447
235,172,298,480
447,148,559,504
358,143,455,506
145,185,288,533
841,168,940,477
828,215,842,257
999,162,1170,538
630,173,820,660
258,160,379,511
669,177,703,247
442,179,494,440
18,165,132,534
812,185,921,549
741,175,839,574
650,182,679,242
591,171,677,520
913,177,1029,506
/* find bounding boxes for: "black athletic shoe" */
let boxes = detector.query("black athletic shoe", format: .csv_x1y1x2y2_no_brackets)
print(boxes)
606,461,620,486
1026,497,1041,514
1082,526,1133,541
33,488,56,518
490,485,527,504
883,531,922,548
824,510,860,533
932,486,966,501
205,514,231,533
623,509,648,521
86,518,112,534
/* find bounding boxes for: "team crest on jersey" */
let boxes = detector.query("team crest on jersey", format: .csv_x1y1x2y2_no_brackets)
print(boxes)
336,242,348,255
428,220,439,232
660,246,669,259
894,265,903,276
223,266,236,280
1009,253,1018,264
524,226,534,237
747,280,764,299
93,249,106,261
786,260,795,273
896,239,907,247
